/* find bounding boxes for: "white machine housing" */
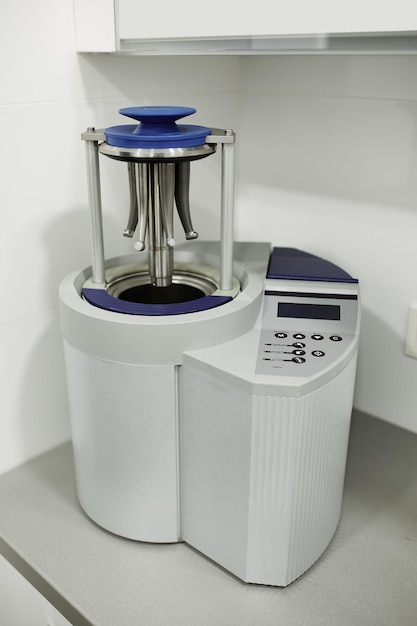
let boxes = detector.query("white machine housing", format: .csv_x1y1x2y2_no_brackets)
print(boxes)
60,242,359,587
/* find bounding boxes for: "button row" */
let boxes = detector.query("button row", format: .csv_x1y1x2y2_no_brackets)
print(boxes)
274,332,343,342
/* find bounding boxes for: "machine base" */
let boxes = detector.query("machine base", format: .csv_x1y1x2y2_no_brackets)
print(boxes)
179,357,357,586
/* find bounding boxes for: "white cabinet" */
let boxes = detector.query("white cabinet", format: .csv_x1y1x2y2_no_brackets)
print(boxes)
74,0,417,54
0,555,72,626
118,0,417,39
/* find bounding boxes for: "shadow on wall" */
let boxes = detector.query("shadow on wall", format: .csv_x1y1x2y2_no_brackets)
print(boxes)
44,209,92,301
343,409,417,539
74,53,242,134
354,304,417,433
78,54,241,106
17,313,71,464
238,90,417,212
14,209,92,467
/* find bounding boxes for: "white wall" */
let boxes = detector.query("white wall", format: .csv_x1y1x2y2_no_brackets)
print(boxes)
236,55,417,433
2,0,417,475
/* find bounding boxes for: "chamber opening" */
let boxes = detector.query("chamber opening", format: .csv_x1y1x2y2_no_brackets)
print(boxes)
118,282,205,304
106,269,219,305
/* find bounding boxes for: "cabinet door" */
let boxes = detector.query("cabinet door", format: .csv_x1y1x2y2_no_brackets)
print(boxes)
0,555,72,626
74,0,417,52
118,0,417,40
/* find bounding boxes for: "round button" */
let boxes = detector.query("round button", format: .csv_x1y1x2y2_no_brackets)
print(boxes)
311,334,324,340
330,335,343,342
292,349,306,356
292,342,306,348
292,357,306,364
293,333,305,339
312,350,325,357
275,332,288,339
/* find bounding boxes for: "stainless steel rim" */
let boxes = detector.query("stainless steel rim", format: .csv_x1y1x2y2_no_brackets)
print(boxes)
99,142,216,162
107,269,219,299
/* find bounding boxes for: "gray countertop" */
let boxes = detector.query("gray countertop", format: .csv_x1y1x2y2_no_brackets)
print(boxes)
1,410,417,626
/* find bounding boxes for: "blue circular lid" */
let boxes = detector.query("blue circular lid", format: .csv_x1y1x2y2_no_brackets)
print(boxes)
104,106,211,149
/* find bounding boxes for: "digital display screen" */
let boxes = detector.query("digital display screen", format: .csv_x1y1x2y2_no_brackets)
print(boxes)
278,302,341,321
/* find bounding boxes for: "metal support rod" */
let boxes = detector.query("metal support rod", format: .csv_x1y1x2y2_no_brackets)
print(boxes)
220,130,235,291
84,129,105,284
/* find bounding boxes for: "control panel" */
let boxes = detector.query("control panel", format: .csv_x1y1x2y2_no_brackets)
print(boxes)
255,290,359,377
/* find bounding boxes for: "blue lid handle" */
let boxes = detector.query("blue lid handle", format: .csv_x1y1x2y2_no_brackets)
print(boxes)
119,106,196,125
119,106,196,136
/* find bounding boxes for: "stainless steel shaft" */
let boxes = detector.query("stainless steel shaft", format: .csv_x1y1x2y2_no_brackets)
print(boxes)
147,162,175,287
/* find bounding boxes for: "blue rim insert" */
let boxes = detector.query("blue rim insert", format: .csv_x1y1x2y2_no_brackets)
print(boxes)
267,248,358,283
82,288,232,316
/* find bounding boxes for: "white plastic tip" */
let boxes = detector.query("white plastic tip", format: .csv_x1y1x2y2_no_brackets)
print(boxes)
167,238,176,247
134,241,146,251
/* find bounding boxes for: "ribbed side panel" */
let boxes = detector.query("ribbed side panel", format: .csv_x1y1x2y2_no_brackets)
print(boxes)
246,395,298,584
246,357,357,586
287,357,357,583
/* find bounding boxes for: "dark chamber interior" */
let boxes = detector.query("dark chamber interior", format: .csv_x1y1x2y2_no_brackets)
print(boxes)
118,282,206,305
